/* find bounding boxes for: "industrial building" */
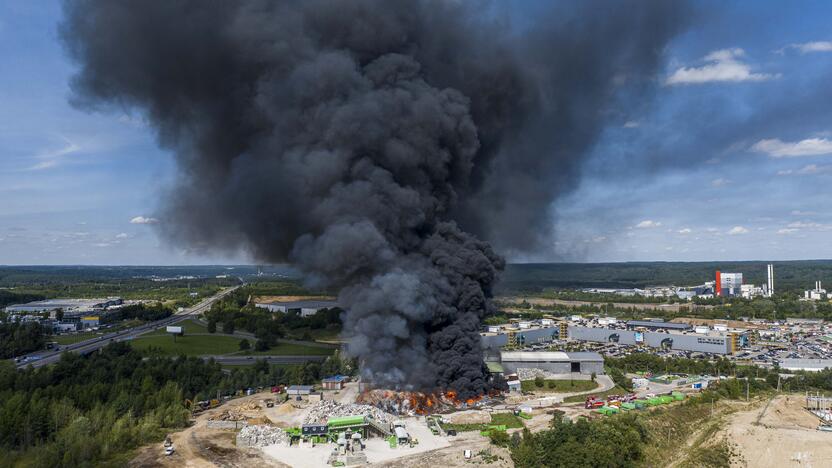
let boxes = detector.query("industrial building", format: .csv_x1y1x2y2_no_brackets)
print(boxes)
716,271,743,297
499,351,605,375
568,325,747,354
4,297,123,316
480,325,560,350
803,281,827,301
254,300,340,317
625,320,691,331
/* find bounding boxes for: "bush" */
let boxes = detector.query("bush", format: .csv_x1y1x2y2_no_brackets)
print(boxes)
239,339,250,351
534,376,545,388
547,381,556,389
255,339,270,352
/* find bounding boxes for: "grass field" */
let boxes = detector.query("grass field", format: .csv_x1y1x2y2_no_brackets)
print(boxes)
129,334,240,356
143,319,209,336
521,379,598,393
250,342,335,356
562,385,630,403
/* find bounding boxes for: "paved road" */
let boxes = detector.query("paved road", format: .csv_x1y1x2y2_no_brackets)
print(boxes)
14,285,241,369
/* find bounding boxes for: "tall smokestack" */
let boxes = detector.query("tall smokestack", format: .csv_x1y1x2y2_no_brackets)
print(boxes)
59,0,690,398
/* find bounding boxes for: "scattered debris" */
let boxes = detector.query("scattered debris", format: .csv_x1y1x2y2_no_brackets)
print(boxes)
236,425,289,447
303,400,394,425
516,368,562,381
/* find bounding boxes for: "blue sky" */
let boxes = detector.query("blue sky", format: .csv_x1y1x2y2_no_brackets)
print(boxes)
1,1,832,264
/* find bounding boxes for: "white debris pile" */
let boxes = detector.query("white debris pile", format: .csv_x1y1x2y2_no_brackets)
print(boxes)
236,424,289,447
303,400,393,425
516,368,559,381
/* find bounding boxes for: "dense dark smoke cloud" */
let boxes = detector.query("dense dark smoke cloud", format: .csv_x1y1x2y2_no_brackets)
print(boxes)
61,0,688,397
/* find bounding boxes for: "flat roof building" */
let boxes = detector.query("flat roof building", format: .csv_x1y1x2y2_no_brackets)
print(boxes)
626,320,691,331
255,300,339,317
500,351,604,375
5,297,122,316
568,325,742,354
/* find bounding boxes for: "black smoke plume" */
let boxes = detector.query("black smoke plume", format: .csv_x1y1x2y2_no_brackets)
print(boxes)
61,0,689,398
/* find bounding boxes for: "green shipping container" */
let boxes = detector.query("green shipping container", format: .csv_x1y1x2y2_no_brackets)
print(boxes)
634,400,647,409
660,396,673,404
672,393,685,400
328,415,366,428
621,403,637,410
647,398,661,406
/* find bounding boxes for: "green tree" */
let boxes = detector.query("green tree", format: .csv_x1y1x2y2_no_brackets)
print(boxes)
222,320,235,335
534,376,544,388
239,339,250,351
207,320,217,333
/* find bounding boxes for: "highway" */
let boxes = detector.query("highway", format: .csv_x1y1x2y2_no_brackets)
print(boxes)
14,285,241,369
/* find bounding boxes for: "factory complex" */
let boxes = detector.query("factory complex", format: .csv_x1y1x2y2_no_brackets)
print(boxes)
4,297,123,316
482,317,752,355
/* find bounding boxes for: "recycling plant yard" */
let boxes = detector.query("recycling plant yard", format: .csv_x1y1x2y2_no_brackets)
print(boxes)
129,367,714,468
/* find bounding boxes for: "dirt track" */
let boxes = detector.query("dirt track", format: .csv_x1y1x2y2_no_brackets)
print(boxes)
720,395,832,467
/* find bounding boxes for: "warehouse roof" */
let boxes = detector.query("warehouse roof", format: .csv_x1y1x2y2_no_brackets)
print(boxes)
500,351,603,362
626,320,691,330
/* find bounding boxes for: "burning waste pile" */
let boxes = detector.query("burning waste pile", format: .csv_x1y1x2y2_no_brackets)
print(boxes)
303,400,393,425
236,425,289,448
62,1,689,400
357,389,496,415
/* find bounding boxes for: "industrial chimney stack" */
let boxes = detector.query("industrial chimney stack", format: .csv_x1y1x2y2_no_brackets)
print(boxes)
767,264,774,297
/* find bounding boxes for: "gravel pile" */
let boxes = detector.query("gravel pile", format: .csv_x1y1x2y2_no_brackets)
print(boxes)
236,424,289,447
303,400,394,425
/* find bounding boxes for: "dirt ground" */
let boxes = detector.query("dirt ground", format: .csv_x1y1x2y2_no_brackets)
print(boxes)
371,432,513,468
130,420,275,468
720,395,832,467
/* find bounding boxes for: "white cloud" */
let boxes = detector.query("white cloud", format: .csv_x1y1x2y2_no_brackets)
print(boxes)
623,120,640,128
791,210,817,216
677,228,692,234
130,216,159,225
781,41,832,54
635,220,662,229
728,226,749,235
28,136,81,171
115,233,129,239
711,178,730,187
752,138,832,157
666,48,776,85
777,228,799,234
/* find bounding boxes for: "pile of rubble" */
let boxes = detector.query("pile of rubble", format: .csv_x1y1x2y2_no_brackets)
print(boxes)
236,424,289,447
235,401,261,411
208,409,247,421
303,400,394,425
516,367,559,381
